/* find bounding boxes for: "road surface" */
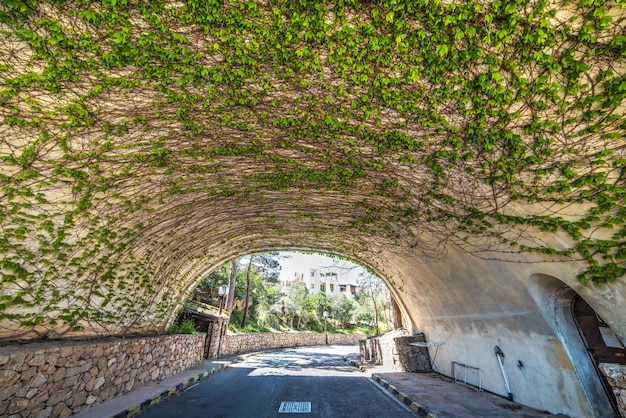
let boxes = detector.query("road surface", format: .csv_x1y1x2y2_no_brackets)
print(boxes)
139,345,416,418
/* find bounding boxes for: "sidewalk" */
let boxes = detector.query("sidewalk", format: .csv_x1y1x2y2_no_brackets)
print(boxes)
371,372,562,417
343,354,562,417
71,356,236,418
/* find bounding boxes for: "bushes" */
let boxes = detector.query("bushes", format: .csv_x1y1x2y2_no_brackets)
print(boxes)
169,318,198,334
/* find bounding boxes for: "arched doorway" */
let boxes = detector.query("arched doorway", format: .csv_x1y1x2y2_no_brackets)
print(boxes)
527,274,619,418
571,295,626,416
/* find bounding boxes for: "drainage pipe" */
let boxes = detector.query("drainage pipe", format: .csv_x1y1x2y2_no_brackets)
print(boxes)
494,345,513,401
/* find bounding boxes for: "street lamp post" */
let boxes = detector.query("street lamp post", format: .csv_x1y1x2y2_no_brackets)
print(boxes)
218,285,229,315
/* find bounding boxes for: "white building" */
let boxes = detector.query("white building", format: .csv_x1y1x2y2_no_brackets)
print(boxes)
282,268,358,298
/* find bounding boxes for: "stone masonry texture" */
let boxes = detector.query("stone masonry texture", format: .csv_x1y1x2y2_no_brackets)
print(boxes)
217,332,365,357
600,363,626,418
0,334,204,418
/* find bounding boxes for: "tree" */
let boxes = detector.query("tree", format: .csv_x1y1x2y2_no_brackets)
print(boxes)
329,294,356,328
241,255,254,328
239,253,285,327
251,252,284,283
226,259,237,314
276,282,310,329
194,264,230,305
306,292,331,322
357,272,389,335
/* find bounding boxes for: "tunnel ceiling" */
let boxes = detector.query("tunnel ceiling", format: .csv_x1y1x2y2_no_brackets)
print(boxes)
0,0,625,339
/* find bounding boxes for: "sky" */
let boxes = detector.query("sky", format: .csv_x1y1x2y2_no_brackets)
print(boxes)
277,251,365,282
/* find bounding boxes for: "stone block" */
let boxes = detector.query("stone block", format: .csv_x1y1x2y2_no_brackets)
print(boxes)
52,402,72,418
62,374,79,388
46,389,71,407
0,400,8,415
30,373,47,388
6,397,29,415
21,367,36,381
84,376,96,392
7,353,26,371
35,406,53,418
58,348,73,358
25,388,38,399
70,391,87,408
80,361,93,373
97,357,107,372
93,376,106,391
45,353,59,368
52,368,66,383
28,354,46,367
31,390,49,406
0,385,19,403
125,380,135,392
0,370,19,392
65,366,81,378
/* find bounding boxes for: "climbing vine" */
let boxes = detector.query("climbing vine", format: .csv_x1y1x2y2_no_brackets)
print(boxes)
0,0,625,338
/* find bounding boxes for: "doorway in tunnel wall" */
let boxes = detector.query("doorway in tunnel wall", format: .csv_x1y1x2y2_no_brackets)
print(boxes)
527,274,619,418
571,295,626,416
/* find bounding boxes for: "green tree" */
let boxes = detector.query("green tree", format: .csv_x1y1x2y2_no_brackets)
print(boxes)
306,292,331,322
276,282,310,329
194,264,230,306
329,294,356,328
240,253,285,327
357,272,389,335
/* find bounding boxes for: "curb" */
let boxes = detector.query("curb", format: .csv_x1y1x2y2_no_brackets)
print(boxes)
343,356,366,372
112,364,228,418
371,374,438,418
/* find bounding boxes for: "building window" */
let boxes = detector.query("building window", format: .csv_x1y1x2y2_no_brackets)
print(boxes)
310,272,315,277
320,284,326,292
310,283,314,289
340,285,346,292
330,284,334,292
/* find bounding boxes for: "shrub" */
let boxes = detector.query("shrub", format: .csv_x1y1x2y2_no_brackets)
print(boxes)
169,318,198,334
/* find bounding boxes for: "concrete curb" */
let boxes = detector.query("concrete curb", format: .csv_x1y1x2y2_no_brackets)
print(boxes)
111,364,228,418
371,374,438,418
343,356,366,372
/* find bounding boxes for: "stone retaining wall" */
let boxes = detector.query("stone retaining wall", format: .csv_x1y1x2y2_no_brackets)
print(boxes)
360,329,411,371
0,334,204,418
600,363,626,418
217,332,364,356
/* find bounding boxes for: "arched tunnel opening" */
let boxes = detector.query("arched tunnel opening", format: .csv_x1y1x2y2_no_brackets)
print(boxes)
175,251,406,337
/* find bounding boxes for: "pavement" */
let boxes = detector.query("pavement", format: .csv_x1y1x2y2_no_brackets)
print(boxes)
345,355,561,418
72,349,563,418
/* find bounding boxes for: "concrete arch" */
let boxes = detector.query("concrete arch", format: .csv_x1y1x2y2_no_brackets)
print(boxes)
527,273,617,418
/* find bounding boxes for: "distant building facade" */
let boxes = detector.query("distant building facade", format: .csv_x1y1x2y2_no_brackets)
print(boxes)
282,268,358,298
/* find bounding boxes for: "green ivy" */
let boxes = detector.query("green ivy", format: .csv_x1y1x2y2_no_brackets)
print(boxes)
0,0,625,336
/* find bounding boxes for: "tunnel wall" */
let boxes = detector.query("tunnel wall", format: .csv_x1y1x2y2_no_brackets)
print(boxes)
384,246,626,418
0,334,204,417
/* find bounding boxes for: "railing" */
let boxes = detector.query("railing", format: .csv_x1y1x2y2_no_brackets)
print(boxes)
452,361,482,391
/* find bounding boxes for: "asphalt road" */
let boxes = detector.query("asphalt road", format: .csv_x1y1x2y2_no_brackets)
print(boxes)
139,345,416,418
